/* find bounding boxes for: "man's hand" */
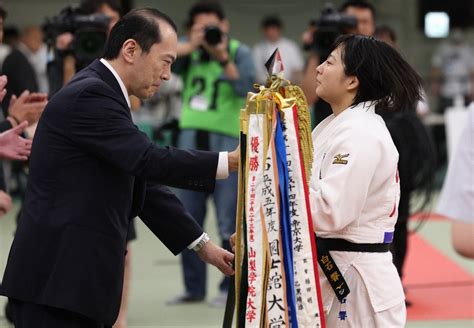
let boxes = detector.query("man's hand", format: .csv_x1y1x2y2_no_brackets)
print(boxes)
228,145,239,172
0,121,33,161
0,190,12,218
8,91,48,126
230,233,236,253
55,32,74,51
197,240,234,276
189,24,205,50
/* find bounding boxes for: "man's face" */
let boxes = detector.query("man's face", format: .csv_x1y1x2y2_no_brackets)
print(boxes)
192,13,226,33
98,4,120,34
263,26,281,43
130,21,177,99
344,6,375,36
23,28,44,53
375,32,396,48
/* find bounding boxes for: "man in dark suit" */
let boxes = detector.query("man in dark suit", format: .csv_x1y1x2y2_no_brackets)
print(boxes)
0,8,237,328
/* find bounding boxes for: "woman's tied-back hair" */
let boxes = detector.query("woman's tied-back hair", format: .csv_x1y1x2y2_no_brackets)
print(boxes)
333,34,423,111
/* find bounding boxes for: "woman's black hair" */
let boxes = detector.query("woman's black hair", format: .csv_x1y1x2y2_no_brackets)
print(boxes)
332,34,422,112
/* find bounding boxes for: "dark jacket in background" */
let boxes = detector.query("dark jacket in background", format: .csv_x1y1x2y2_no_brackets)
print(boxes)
1,47,39,111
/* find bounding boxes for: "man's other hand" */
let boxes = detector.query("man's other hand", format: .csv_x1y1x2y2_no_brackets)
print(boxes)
228,145,240,172
197,240,234,276
0,121,32,161
0,190,12,218
230,233,236,252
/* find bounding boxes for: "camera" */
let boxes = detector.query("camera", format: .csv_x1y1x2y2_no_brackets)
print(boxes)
310,3,357,60
43,5,110,69
204,25,222,46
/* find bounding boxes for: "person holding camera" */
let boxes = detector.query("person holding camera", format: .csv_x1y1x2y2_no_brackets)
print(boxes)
47,0,121,96
168,1,255,306
301,1,374,127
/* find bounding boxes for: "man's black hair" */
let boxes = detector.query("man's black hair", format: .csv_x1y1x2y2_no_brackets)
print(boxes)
332,34,422,112
103,8,177,60
261,15,283,29
79,0,122,15
340,1,376,20
3,25,19,45
188,1,225,26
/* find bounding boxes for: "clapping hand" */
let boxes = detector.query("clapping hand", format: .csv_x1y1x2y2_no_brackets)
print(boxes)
0,121,33,161
0,75,7,102
8,90,48,126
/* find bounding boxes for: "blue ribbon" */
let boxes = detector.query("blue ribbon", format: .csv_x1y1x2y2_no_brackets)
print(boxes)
274,112,298,328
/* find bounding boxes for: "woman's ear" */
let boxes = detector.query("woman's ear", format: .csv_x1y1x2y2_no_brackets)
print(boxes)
346,75,359,92
121,39,139,64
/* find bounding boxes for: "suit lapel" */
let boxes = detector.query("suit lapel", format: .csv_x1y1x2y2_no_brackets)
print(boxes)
88,59,130,110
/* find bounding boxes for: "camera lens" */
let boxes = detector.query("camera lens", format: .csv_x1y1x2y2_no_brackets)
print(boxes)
204,26,222,46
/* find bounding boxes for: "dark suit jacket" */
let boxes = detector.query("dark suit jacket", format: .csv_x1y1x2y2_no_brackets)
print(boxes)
1,46,39,110
0,59,219,325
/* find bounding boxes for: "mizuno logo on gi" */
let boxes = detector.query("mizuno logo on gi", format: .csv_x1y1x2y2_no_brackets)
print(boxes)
333,154,349,165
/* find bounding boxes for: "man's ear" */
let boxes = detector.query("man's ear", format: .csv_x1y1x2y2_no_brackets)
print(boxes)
346,75,359,92
121,39,139,64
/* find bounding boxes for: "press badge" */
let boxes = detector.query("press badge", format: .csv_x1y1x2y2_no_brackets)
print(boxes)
190,95,209,111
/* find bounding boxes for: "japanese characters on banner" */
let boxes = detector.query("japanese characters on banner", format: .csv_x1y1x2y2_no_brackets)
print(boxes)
245,114,266,327
262,117,289,327
281,106,323,327
232,49,326,328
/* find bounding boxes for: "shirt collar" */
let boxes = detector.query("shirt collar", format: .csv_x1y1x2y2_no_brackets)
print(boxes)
99,58,131,108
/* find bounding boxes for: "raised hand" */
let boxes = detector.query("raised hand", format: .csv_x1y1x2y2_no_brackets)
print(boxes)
8,90,48,126
0,121,33,161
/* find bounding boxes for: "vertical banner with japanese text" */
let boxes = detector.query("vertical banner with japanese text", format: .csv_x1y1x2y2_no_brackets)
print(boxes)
245,113,266,327
229,48,325,328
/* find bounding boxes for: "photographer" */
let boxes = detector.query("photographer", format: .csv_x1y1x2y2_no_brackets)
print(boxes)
46,0,120,96
301,2,358,126
169,1,255,306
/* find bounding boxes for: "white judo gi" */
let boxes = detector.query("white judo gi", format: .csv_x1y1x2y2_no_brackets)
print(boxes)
310,102,406,327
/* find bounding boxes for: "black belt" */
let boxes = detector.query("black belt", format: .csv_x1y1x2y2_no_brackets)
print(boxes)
316,236,391,303
317,237,391,253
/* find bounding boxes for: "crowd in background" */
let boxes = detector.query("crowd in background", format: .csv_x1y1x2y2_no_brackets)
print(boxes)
0,0,472,327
